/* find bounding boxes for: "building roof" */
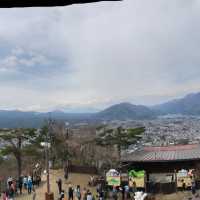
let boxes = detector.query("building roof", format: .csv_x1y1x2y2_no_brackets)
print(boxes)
122,144,200,163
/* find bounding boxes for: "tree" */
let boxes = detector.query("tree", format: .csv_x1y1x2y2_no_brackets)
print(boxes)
38,121,71,169
0,128,38,179
95,126,145,162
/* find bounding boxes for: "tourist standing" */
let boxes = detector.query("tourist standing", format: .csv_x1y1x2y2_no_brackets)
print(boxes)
7,177,13,189
112,186,118,200
32,188,36,200
18,176,23,195
23,176,28,189
59,190,65,200
82,187,87,200
27,177,33,194
192,181,196,195
68,184,74,200
98,190,104,200
124,184,129,200
8,186,14,200
181,179,186,191
57,178,62,194
75,185,81,200
86,190,93,200
2,191,8,200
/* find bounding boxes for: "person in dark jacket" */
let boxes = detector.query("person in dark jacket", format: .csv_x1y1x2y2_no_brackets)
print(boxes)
18,176,23,195
68,185,74,200
57,178,62,194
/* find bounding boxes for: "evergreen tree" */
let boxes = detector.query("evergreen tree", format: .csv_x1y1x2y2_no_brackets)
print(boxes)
95,126,145,161
0,128,38,178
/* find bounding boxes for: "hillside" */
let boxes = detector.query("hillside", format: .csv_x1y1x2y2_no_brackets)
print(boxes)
95,102,156,120
153,92,200,115
1,92,200,128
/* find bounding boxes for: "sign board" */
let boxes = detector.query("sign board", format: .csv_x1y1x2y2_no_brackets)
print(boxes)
106,169,121,186
129,170,145,188
106,176,121,186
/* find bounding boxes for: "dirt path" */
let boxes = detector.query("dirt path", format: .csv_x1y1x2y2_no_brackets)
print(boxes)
16,170,96,200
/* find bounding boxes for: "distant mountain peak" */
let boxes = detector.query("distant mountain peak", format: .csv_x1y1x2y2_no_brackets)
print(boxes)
153,91,200,115
96,102,156,120
1,91,200,128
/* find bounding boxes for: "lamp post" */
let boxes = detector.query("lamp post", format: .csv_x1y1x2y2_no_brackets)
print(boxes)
41,140,52,200
64,122,70,180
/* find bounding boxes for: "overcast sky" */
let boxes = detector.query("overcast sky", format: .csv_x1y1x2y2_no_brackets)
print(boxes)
0,0,200,112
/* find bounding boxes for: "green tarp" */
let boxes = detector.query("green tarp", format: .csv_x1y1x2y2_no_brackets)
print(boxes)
129,170,145,178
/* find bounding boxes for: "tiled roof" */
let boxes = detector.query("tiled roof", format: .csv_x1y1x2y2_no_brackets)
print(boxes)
122,144,200,162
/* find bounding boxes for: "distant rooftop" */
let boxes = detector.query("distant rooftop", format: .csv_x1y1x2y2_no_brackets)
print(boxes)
122,144,200,162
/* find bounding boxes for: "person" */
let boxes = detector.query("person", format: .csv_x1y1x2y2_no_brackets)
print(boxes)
181,179,186,191
57,178,62,194
132,181,137,194
59,190,65,200
96,184,103,200
27,177,33,194
89,176,94,186
124,185,129,200
75,185,81,200
86,190,93,200
192,181,196,195
121,186,125,200
98,190,104,200
36,175,41,187
64,163,68,180
18,176,23,195
23,176,28,189
10,181,16,197
12,180,17,194
2,191,8,200
8,186,14,200
32,188,36,200
7,177,13,188
68,184,74,200
82,187,87,200
112,186,118,200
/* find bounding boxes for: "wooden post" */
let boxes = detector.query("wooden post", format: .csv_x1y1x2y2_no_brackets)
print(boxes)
45,192,54,200
174,170,177,193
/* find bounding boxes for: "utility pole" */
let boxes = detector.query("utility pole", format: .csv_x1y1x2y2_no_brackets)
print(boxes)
41,120,54,200
46,133,50,194
46,120,54,200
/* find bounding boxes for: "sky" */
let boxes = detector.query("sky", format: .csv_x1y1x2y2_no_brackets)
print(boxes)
0,0,200,112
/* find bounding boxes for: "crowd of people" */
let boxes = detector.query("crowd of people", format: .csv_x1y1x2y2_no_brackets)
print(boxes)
56,178,104,200
56,177,139,200
2,175,39,200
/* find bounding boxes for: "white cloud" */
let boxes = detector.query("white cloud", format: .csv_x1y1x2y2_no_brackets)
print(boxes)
0,0,200,111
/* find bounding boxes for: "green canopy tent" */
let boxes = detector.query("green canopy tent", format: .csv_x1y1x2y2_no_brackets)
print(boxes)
0,0,122,8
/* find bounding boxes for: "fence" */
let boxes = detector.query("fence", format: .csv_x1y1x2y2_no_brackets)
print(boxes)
146,182,176,194
68,165,98,174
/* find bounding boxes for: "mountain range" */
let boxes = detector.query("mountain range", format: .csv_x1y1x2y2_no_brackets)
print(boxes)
1,92,200,128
